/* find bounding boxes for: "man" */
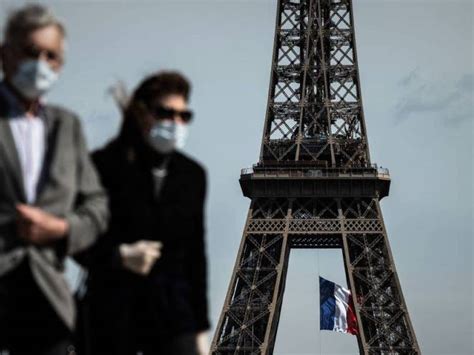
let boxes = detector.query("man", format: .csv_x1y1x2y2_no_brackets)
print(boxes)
0,5,108,354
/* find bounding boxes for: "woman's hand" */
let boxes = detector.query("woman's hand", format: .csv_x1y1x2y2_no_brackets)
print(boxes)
119,240,162,275
196,331,209,355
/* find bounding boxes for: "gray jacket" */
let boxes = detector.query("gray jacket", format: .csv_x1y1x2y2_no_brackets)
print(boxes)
0,86,109,330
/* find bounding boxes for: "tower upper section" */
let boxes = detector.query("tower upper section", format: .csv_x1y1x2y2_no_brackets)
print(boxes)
259,0,371,169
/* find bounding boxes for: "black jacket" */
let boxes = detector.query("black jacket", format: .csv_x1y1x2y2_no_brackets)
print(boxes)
78,135,209,343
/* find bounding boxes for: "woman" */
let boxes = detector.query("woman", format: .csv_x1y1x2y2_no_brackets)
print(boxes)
77,72,209,355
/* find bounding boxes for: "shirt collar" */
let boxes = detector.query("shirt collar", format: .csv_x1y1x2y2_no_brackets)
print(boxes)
0,81,46,119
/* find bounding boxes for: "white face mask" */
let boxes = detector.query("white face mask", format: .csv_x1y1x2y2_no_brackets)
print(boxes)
148,120,189,154
11,59,59,100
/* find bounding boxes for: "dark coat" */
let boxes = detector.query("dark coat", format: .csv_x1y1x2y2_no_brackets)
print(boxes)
77,135,209,352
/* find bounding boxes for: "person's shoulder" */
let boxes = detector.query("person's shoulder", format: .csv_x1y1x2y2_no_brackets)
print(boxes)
89,138,124,183
173,150,207,178
44,103,80,124
91,138,121,165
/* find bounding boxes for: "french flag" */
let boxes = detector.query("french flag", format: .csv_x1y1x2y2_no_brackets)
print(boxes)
319,276,358,335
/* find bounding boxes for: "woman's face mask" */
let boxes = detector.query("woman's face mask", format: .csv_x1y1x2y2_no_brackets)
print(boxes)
11,59,59,100
145,94,192,154
147,120,189,154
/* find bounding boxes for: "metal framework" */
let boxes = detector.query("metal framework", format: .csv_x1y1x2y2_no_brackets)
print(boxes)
211,0,420,354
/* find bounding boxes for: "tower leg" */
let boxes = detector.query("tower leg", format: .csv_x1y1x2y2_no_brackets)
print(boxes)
211,200,292,354
340,198,420,354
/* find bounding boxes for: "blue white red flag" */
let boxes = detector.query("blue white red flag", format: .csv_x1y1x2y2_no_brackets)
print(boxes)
319,276,358,335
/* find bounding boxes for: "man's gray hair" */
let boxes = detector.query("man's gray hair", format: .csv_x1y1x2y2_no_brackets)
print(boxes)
4,4,65,45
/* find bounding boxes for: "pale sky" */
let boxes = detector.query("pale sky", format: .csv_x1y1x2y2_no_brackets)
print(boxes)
0,1,472,354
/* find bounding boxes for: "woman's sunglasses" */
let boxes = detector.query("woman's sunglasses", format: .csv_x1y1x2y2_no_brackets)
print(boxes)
152,105,193,123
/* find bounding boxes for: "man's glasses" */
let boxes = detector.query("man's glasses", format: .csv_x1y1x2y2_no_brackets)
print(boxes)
20,44,63,65
152,105,193,123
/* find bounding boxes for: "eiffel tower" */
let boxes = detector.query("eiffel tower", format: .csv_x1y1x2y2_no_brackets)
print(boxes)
211,0,420,354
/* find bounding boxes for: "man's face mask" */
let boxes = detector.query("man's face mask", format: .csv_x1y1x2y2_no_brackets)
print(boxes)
148,120,189,154
11,59,59,100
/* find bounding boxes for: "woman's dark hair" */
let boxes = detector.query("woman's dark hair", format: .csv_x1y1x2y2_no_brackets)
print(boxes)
119,71,191,142
129,71,191,108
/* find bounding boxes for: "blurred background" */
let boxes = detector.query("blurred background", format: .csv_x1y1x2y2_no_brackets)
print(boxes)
0,0,472,354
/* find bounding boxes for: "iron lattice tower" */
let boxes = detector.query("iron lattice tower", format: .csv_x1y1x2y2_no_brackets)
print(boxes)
211,0,420,354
